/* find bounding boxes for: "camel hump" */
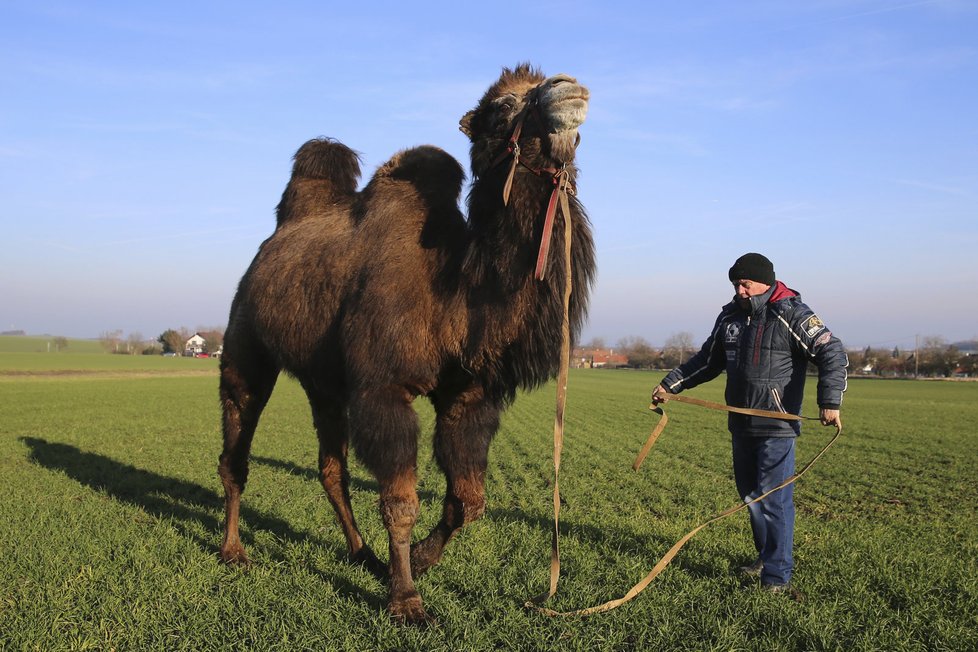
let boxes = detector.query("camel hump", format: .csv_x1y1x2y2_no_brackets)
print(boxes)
275,138,363,227
374,146,465,208
291,137,362,187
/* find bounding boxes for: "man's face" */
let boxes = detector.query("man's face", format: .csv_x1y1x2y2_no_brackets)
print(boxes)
732,279,771,301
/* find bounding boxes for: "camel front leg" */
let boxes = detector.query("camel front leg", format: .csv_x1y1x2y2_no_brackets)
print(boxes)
380,470,430,624
411,387,499,577
410,472,486,578
349,384,432,624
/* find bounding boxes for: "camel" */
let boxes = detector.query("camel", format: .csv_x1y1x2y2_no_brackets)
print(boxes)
217,64,595,624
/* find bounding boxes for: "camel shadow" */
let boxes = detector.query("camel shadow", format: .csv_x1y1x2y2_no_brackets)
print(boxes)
252,454,440,502
19,437,385,607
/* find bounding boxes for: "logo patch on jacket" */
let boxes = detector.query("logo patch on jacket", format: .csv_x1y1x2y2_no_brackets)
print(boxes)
725,322,742,343
805,315,825,338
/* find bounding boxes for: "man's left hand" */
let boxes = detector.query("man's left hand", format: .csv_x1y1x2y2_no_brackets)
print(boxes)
820,408,841,428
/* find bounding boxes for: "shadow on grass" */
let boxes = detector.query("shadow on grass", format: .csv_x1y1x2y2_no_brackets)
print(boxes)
19,437,385,607
251,454,440,502
22,438,728,612
254,455,733,583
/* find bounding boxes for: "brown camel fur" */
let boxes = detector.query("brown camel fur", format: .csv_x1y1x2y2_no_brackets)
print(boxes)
218,64,595,624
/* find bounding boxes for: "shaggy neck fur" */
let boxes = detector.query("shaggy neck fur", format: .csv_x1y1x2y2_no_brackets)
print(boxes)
462,159,595,403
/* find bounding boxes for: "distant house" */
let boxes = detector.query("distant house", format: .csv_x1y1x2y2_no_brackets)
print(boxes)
571,347,629,368
591,350,629,368
185,333,206,356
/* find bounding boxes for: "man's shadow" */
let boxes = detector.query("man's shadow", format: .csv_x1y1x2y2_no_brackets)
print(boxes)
20,437,383,605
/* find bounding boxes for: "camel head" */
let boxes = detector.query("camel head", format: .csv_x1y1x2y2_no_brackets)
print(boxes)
460,64,590,177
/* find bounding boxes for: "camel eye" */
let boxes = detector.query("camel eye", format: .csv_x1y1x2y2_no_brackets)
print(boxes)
496,95,518,114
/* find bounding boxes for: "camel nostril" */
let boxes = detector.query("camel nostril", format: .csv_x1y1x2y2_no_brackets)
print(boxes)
549,74,576,86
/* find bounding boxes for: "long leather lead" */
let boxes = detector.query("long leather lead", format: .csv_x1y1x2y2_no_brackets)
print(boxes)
527,182,575,607
634,394,812,471
531,391,841,617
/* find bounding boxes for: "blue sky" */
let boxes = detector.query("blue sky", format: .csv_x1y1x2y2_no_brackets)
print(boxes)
2,1,976,349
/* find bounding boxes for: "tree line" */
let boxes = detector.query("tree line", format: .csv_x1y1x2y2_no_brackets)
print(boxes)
582,333,697,369
96,327,225,355
845,336,978,378
585,333,978,378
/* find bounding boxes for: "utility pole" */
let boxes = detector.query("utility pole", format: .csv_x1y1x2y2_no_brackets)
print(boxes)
914,334,919,378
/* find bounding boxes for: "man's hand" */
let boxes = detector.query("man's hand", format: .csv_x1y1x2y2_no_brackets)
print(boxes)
651,384,670,406
820,408,841,428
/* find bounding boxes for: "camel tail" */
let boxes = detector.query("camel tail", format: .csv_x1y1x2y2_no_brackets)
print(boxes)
275,138,362,227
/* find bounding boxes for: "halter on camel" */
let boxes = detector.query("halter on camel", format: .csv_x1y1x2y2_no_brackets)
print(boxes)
490,88,575,281
493,90,843,616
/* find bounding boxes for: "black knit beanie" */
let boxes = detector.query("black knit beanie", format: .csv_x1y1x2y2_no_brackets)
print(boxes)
728,253,775,285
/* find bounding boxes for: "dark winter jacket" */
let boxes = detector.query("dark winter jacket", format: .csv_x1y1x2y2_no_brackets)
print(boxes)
660,281,848,437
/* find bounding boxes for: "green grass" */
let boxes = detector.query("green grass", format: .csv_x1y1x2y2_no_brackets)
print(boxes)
1,355,975,651
0,335,106,354
0,335,219,377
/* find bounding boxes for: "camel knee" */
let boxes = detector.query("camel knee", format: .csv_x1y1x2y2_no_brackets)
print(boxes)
451,487,485,525
380,495,420,535
462,496,485,524
436,480,485,531
452,473,486,521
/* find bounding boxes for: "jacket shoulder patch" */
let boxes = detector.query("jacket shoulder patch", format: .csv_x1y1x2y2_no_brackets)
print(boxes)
804,315,825,338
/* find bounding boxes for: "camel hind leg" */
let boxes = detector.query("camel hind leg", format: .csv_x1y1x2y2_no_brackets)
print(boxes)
302,383,386,579
411,385,500,577
218,349,279,565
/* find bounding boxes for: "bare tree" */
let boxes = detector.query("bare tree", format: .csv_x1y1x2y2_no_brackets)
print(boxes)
98,330,123,353
917,335,952,377
126,332,144,355
616,335,658,368
197,326,226,353
584,336,606,349
663,331,695,367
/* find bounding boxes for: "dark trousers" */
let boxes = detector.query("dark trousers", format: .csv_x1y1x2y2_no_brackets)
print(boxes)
731,434,796,586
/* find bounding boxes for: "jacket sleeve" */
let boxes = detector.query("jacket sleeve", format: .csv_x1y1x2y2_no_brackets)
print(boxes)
784,303,849,409
660,311,728,394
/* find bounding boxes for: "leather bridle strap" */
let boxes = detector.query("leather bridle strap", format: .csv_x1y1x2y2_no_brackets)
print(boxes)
530,392,842,617
533,167,572,281
489,92,575,281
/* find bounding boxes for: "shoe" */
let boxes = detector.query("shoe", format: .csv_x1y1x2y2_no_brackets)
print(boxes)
739,558,763,577
762,582,804,602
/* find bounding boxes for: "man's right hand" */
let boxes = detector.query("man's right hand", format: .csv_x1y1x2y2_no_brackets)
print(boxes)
651,384,670,405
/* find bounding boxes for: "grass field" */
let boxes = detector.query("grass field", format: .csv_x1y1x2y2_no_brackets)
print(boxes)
0,335,106,355
1,351,976,651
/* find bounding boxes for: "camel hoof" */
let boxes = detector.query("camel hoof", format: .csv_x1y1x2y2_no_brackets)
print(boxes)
350,547,387,581
389,593,437,627
219,545,251,567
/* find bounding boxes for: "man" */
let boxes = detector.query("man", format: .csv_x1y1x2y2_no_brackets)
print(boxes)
651,252,847,595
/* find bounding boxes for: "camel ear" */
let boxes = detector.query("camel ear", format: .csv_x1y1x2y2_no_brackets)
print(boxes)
459,110,475,139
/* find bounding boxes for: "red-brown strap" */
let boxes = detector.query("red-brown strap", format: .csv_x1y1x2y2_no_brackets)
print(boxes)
534,170,571,281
